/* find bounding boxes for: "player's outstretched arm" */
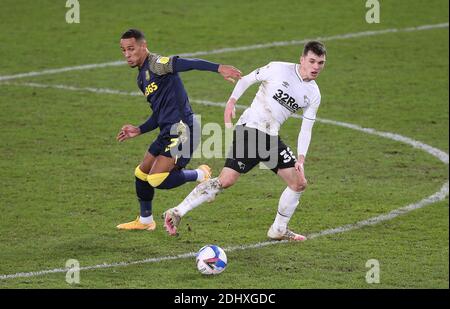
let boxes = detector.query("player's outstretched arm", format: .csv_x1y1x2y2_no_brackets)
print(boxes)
117,114,158,142
223,71,260,127
173,58,241,83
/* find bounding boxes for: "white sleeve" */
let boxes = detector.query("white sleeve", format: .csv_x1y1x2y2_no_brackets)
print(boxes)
297,94,320,156
297,118,315,157
230,62,273,100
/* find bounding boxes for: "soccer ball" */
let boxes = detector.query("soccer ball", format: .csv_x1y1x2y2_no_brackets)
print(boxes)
195,245,227,275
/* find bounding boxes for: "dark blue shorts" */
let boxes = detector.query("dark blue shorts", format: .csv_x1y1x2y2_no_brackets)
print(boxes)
148,121,199,168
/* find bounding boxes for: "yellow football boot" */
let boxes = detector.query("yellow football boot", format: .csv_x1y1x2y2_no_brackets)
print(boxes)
116,216,156,231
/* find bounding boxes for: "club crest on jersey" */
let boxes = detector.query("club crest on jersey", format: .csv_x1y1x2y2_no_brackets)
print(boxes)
157,56,170,64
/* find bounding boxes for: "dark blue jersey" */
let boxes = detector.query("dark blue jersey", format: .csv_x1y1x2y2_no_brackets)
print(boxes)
137,53,219,135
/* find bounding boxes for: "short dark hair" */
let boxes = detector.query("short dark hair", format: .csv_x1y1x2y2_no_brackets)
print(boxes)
302,41,326,57
121,28,146,41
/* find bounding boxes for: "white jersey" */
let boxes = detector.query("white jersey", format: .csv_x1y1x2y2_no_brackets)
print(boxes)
230,61,321,156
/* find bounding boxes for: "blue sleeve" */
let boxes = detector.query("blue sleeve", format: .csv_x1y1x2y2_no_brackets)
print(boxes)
138,114,158,134
173,57,220,73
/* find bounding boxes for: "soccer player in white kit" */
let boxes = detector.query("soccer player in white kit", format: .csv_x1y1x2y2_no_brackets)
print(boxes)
163,41,326,241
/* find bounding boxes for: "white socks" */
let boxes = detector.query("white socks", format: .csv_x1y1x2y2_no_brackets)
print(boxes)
195,168,205,182
175,178,223,216
139,215,153,224
273,187,302,233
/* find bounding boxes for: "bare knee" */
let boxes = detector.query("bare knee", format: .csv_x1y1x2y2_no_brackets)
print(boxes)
288,178,307,192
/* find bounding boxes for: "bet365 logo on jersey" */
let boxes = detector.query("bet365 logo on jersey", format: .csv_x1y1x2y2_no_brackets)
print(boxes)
273,89,299,113
145,82,158,96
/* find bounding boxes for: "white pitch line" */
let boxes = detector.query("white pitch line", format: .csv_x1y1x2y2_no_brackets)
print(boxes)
0,81,142,97
0,22,448,82
0,81,448,281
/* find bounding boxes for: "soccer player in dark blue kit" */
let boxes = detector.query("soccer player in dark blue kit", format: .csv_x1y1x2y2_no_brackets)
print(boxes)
116,29,241,231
